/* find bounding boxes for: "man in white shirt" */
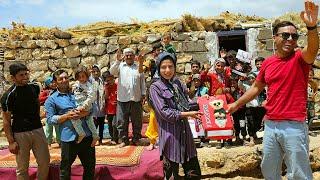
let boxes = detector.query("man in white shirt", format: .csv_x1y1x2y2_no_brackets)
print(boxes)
110,48,146,147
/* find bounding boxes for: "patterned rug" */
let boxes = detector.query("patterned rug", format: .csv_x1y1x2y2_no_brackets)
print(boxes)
0,145,144,168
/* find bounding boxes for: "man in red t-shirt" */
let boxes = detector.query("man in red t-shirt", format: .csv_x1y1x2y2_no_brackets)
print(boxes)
228,1,319,179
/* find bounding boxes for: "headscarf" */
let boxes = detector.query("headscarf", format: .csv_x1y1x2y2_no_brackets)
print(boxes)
44,76,53,88
156,52,189,111
156,51,177,78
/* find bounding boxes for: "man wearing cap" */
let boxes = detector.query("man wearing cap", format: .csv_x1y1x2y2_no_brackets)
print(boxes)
228,1,319,179
1,63,50,179
110,48,146,147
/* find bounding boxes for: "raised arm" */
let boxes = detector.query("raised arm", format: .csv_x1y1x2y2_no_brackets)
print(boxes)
301,0,319,64
109,49,123,76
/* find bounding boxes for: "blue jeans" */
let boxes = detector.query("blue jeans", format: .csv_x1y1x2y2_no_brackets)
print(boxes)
261,120,312,180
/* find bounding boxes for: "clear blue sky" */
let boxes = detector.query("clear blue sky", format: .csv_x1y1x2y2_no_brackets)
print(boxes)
0,0,315,29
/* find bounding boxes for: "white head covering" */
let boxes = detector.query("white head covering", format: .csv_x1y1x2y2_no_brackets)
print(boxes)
123,48,134,55
215,58,226,65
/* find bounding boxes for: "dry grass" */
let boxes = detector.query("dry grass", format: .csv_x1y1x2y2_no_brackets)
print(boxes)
0,12,313,41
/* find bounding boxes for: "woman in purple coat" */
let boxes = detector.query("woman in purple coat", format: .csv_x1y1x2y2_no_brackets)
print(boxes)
149,52,202,179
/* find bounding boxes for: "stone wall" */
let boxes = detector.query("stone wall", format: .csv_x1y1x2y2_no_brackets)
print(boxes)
1,31,212,84
1,28,320,115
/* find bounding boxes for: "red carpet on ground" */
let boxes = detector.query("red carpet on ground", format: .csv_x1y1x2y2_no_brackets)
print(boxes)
0,147,163,180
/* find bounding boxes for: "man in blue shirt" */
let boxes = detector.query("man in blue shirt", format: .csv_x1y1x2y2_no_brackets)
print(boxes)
45,69,95,180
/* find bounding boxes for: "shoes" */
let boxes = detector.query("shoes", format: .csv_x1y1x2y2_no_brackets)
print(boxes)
118,142,129,148
110,141,118,145
224,141,232,149
216,142,223,149
131,139,140,146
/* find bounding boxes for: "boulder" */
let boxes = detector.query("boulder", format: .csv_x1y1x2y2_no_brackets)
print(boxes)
310,147,320,170
69,37,85,45
4,50,16,60
118,36,132,45
88,44,106,55
177,53,193,64
48,59,57,71
50,49,64,59
55,39,70,47
314,68,320,79
67,57,81,68
182,40,207,52
172,33,190,41
64,45,81,58
171,41,182,52
108,37,118,44
27,60,48,71
95,36,108,44
84,37,95,45
6,41,21,49
54,58,80,69
147,34,162,43
190,31,206,40
53,30,72,39
176,64,185,74
314,60,320,69
46,40,58,49
132,35,147,44
138,44,152,55
206,152,225,168
80,46,89,56
258,28,272,40
16,49,32,60
32,49,51,60
29,71,46,82
81,56,96,67
97,54,110,68
35,40,47,48
21,40,37,49
107,44,119,53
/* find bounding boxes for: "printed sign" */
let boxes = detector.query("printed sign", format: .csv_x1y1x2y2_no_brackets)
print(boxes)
236,49,252,63
197,95,234,140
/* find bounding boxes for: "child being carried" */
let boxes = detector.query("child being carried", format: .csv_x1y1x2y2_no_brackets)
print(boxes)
72,66,99,146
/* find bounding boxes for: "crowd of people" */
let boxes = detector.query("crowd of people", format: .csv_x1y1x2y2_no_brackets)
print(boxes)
0,1,319,179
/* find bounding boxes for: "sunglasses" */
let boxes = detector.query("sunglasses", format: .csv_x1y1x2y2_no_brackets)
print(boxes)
276,32,299,41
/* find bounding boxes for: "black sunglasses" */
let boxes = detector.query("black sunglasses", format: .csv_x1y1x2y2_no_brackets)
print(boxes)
276,32,299,41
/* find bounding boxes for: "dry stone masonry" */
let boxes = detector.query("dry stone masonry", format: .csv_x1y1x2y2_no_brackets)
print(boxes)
1,27,320,115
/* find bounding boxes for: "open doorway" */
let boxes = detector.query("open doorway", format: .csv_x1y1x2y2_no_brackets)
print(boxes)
217,30,247,53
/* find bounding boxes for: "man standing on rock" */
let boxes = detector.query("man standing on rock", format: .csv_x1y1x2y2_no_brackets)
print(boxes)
227,1,318,179
1,63,50,180
110,48,146,147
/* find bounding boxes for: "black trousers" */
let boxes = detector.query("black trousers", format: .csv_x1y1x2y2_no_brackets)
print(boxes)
163,156,201,180
94,116,105,143
246,107,266,137
107,114,118,142
60,136,96,180
117,101,142,144
232,108,247,137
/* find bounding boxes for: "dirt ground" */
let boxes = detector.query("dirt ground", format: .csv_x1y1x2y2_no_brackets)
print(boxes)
0,130,319,179
196,130,320,179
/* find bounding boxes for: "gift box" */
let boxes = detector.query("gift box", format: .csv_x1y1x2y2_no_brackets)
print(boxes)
198,95,234,140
